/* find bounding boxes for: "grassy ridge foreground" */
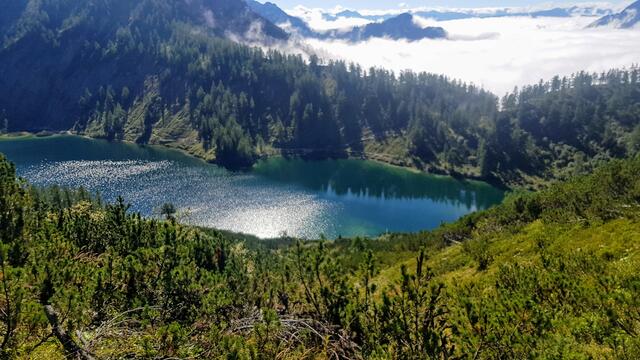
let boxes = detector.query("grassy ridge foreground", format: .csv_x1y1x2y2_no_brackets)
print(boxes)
0,154,639,359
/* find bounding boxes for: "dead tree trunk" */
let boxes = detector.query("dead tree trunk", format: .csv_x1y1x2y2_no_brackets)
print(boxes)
43,305,95,360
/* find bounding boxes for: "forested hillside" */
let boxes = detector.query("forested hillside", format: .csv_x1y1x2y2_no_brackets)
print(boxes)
1,0,639,185
480,69,640,184
1,152,639,358
0,0,496,171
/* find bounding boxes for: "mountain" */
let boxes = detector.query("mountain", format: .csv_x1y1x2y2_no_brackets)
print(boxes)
486,6,612,18
331,13,447,42
322,9,393,22
0,0,488,170
565,5,614,17
0,0,287,131
0,0,288,45
588,0,640,28
245,0,315,37
245,2,446,41
320,5,613,23
413,10,472,21
528,6,611,18
245,2,445,42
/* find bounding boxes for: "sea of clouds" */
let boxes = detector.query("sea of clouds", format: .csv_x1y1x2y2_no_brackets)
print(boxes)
284,3,640,95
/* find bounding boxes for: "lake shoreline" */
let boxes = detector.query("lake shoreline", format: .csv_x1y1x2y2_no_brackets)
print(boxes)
0,131,509,190
0,133,505,239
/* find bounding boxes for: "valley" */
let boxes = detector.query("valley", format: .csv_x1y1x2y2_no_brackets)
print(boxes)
0,0,639,358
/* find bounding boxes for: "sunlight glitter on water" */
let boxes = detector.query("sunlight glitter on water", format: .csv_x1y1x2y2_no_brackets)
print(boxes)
0,136,504,238
204,198,333,239
23,160,173,188
20,158,338,238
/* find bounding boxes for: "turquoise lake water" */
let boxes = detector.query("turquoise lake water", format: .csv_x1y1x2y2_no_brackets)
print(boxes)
0,135,504,238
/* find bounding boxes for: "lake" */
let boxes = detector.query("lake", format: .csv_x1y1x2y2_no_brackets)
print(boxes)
0,135,504,238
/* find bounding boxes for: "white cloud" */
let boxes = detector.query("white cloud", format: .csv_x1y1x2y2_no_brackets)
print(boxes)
303,16,640,95
281,2,628,34
290,2,623,20
411,15,440,28
288,6,372,32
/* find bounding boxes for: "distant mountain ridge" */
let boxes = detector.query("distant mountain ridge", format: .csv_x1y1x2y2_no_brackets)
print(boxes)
320,4,613,22
247,1,447,42
588,0,640,28
328,13,447,42
246,1,614,42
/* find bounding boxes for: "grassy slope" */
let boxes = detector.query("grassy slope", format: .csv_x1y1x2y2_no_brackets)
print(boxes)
280,155,640,357
376,219,640,286
360,157,640,357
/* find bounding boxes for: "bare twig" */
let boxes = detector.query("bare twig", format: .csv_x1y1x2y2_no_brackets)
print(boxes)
227,309,361,359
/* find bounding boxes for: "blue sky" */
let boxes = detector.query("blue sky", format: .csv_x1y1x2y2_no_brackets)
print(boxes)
271,0,614,10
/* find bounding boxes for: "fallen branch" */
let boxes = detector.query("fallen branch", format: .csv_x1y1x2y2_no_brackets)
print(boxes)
227,309,361,360
43,304,95,360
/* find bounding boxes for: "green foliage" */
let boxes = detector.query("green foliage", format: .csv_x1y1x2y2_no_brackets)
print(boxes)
628,124,640,155
374,250,454,359
462,237,493,271
160,202,176,221
0,154,639,358
214,117,256,169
